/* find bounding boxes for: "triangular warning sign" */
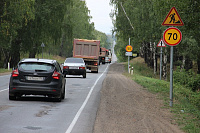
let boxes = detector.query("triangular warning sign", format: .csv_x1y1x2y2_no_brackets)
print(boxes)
157,39,166,47
162,7,184,26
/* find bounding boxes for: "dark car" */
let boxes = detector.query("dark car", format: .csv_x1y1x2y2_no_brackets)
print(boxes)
63,58,86,78
9,58,66,102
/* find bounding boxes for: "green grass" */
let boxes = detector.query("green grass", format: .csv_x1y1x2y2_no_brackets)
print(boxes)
0,68,12,73
0,53,66,73
20,53,66,64
124,57,200,133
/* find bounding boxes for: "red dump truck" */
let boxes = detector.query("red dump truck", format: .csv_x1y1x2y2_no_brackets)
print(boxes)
99,47,108,64
73,39,100,73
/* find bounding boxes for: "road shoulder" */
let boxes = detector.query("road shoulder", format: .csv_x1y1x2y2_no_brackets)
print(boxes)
93,63,183,133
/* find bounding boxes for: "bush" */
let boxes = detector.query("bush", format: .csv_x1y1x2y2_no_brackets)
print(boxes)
174,67,200,92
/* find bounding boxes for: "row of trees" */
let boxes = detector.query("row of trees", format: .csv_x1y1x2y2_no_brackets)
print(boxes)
0,0,110,68
110,0,200,75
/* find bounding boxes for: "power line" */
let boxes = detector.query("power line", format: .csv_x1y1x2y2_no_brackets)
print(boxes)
120,2,134,30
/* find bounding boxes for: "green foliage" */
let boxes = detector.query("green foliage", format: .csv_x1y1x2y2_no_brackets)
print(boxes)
174,67,200,92
0,68,12,73
111,0,200,72
0,0,111,68
93,30,108,48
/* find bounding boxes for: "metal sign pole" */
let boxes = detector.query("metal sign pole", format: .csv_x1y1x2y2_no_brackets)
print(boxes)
128,38,130,73
160,47,163,80
170,46,174,106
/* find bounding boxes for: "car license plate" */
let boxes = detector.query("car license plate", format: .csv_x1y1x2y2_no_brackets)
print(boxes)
26,76,44,81
69,66,78,69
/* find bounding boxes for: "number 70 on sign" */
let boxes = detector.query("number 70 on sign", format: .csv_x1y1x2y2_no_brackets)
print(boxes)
163,27,182,46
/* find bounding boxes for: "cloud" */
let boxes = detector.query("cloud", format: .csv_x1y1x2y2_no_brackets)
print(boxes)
85,0,113,34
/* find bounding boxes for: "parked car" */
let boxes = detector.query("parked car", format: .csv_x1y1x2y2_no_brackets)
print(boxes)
9,58,66,102
63,57,86,78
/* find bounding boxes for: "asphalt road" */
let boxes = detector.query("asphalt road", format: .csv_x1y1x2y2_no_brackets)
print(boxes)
0,63,110,133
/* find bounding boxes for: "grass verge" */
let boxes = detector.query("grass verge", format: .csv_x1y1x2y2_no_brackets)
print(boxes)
0,68,12,74
0,53,66,74
124,57,200,133
20,53,66,64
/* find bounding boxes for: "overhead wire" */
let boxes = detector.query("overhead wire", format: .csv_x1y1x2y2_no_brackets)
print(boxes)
120,2,134,30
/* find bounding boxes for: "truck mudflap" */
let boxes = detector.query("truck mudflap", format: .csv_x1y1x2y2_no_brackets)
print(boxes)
91,67,98,73
84,59,99,73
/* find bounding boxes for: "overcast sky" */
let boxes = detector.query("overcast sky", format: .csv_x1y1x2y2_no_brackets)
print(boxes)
85,0,114,34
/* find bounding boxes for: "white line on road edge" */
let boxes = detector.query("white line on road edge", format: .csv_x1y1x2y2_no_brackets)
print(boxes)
0,88,8,93
65,65,109,133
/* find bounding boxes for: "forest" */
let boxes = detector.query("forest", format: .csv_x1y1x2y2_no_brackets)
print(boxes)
111,0,199,73
0,0,111,69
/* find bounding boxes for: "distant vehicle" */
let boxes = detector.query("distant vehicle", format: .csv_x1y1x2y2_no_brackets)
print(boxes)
9,58,66,102
105,57,110,63
108,49,112,63
63,58,86,78
73,39,100,73
99,47,108,64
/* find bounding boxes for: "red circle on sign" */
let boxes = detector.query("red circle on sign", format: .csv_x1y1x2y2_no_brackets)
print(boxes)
163,27,182,46
126,45,133,52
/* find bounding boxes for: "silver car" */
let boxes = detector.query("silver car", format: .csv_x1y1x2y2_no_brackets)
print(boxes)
62,58,86,78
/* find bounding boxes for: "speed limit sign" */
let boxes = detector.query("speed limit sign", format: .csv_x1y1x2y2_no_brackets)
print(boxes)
163,27,182,46
126,45,133,52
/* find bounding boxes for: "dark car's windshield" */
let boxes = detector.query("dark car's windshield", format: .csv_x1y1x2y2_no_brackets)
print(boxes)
19,62,54,71
65,58,84,63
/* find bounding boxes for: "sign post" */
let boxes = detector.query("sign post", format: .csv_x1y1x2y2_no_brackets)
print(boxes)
125,38,132,73
163,27,182,107
162,7,183,107
41,42,45,59
157,39,166,80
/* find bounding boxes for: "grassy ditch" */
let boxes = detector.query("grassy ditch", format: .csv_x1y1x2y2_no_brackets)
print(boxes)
124,57,200,133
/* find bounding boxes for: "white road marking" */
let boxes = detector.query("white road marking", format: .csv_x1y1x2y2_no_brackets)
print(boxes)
65,65,109,133
0,88,8,93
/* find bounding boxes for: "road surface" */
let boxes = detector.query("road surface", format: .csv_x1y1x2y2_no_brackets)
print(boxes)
0,63,110,133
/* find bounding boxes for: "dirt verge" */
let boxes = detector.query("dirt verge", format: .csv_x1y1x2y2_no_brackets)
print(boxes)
93,63,184,133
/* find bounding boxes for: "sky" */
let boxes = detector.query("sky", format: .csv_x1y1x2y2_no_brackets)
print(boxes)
84,0,114,35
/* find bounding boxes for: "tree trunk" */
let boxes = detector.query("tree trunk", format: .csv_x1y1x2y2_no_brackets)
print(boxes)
153,42,157,75
144,42,148,64
198,58,200,74
149,42,153,68
29,44,37,58
181,55,185,71
59,33,65,57
3,50,10,69
185,57,193,71
163,48,167,80
10,39,21,68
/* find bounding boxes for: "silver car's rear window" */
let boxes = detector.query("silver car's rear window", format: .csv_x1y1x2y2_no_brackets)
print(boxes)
19,63,54,71
65,58,84,63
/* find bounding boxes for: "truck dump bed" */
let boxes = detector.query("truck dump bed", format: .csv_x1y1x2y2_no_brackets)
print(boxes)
73,39,100,73
73,39,100,59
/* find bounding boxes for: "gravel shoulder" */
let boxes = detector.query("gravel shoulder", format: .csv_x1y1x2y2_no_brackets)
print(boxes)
0,72,11,76
93,63,184,133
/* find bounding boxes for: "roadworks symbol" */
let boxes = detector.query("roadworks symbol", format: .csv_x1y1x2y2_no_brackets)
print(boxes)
162,7,184,26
